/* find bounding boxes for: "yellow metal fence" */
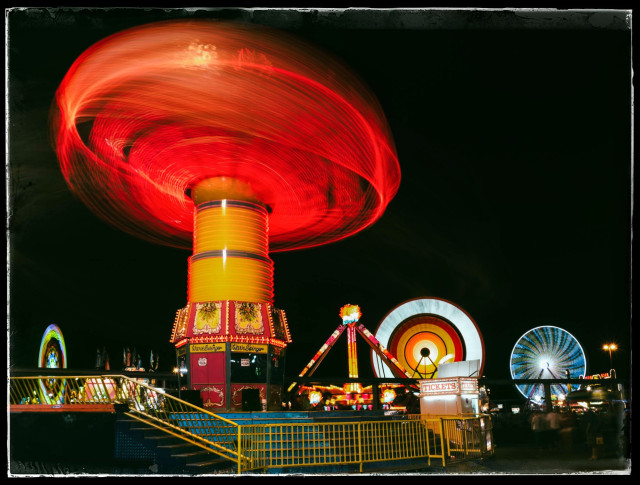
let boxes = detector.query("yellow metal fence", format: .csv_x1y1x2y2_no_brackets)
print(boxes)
9,375,492,474
239,417,447,472
428,415,494,462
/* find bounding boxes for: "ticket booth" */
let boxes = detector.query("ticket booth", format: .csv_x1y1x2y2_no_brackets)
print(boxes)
418,377,480,415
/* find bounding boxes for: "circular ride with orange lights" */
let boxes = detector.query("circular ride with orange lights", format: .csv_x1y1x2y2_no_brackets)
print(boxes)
371,298,485,380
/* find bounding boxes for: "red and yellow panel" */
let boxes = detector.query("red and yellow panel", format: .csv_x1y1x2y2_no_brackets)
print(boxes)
388,316,464,379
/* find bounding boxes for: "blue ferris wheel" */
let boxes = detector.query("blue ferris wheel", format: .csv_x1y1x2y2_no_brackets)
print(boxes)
510,326,587,401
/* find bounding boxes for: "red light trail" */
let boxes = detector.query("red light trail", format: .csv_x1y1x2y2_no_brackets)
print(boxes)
51,19,400,252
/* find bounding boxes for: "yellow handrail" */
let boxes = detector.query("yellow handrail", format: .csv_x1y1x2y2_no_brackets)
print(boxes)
10,375,243,467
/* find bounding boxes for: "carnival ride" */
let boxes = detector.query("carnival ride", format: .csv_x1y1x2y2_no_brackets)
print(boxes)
291,304,416,411
370,298,485,381
39,324,67,371
35,324,68,404
51,20,400,410
510,325,587,402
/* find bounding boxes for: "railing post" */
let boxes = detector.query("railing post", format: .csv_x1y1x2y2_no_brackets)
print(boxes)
463,419,468,458
237,425,242,475
358,422,363,473
440,418,446,467
424,417,431,467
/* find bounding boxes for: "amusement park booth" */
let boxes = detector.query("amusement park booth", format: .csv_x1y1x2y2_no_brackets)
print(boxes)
170,301,292,411
418,360,482,416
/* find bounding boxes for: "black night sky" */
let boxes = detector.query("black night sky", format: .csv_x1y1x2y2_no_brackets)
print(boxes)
7,8,633,400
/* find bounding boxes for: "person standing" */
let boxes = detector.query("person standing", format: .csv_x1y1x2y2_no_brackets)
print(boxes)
584,410,603,460
558,411,576,451
531,411,546,449
95,347,102,370
546,408,561,449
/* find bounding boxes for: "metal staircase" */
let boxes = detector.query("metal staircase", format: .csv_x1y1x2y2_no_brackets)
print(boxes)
116,414,234,474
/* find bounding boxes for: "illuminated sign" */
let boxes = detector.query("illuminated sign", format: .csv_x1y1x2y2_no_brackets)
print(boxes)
231,343,268,354
460,378,479,393
190,343,226,353
581,373,610,380
419,377,480,396
421,379,460,395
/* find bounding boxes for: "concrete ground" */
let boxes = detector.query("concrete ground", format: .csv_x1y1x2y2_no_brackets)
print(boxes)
418,443,631,476
10,447,631,476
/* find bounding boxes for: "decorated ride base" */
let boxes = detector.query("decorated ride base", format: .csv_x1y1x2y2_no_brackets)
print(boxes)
170,300,291,411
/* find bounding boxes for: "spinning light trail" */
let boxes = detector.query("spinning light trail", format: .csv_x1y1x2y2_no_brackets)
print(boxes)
51,19,400,254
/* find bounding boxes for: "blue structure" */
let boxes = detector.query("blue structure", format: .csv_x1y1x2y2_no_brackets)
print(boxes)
510,325,587,401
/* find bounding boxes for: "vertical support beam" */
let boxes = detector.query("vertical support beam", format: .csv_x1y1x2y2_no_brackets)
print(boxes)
372,383,380,411
226,345,232,410
266,345,272,411
347,325,359,393
544,381,553,412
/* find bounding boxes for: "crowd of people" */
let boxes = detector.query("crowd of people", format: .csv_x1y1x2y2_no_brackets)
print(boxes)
491,402,629,461
528,405,629,460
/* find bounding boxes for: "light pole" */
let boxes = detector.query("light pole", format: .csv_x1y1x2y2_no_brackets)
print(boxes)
602,343,618,372
173,367,181,398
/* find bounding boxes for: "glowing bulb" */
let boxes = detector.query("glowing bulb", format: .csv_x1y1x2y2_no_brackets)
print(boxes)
340,304,361,325
183,42,217,68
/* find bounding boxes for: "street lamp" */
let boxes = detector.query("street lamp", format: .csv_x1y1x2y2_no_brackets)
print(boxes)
173,367,181,398
602,343,618,372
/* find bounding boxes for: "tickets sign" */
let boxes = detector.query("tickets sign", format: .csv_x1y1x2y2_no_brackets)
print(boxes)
419,377,479,396
421,379,460,395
